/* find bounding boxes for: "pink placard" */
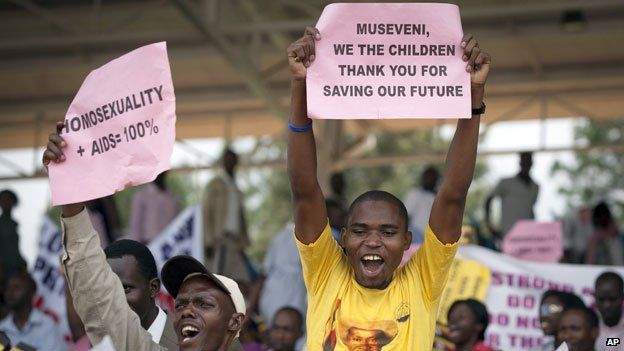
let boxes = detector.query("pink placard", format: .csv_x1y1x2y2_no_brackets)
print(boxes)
307,3,470,119
48,42,176,205
502,220,564,263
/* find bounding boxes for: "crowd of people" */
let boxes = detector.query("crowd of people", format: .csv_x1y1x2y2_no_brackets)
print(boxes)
0,26,621,351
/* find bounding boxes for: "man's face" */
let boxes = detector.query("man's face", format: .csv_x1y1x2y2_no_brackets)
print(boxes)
174,275,242,351
268,310,302,351
557,310,597,351
342,200,411,290
421,169,439,191
539,295,564,336
447,303,481,346
0,193,15,213
223,152,238,174
594,278,624,325
520,154,533,175
345,328,384,351
4,274,33,310
107,256,155,328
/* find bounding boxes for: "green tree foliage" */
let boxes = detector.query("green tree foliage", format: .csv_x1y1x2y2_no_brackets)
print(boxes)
551,119,624,222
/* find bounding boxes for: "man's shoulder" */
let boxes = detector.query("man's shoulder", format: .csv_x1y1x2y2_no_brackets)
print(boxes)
500,176,516,184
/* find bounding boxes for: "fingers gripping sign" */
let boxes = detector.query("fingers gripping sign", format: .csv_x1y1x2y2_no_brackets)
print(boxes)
460,33,492,87
43,122,67,170
287,26,321,81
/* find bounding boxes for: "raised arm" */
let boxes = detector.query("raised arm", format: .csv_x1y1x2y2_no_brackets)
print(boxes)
43,123,159,351
429,34,491,244
287,27,328,244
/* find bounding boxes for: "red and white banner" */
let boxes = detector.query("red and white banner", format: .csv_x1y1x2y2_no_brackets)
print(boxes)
458,245,624,350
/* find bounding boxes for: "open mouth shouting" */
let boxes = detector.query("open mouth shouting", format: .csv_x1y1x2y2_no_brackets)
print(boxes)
360,254,385,277
179,322,201,346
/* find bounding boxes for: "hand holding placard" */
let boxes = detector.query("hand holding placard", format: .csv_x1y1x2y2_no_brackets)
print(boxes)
287,26,321,81
46,42,176,206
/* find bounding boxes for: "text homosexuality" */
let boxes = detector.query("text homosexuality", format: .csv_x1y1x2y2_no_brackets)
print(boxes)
62,85,164,134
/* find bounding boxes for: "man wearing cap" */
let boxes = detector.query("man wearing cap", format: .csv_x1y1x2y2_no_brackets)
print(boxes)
42,125,246,351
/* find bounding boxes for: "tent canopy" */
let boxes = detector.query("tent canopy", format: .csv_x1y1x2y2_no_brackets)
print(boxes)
1,0,624,150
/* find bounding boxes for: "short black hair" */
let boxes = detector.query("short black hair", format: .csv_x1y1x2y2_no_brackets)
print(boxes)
448,299,489,341
348,190,408,232
104,240,158,281
540,290,586,309
596,271,624,292
592,202,613,228
519,151,533,159
422,165,439,177
224,147,238,159
274,306,303,330
562,306,599,329
0,189,18,206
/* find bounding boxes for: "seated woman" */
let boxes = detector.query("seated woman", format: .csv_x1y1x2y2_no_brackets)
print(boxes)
447,299,493,351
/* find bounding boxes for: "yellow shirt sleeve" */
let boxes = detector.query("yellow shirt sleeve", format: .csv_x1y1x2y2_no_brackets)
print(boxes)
295,221,347,296
409,224,458,303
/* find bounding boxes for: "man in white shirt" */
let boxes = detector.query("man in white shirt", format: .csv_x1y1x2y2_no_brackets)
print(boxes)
485,152,539,239
104,239,178,350
403,166,440,242
0,271,65,351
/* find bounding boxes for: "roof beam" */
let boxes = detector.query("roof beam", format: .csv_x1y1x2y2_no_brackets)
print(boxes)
9,0,83,35
170,0,289,121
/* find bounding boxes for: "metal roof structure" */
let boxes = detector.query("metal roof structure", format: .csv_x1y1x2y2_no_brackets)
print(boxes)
1,0,624,180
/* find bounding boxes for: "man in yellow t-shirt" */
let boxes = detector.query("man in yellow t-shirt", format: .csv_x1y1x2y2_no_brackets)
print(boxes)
286,27,490,351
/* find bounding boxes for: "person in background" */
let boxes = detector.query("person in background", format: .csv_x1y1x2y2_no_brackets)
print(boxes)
0,271,65,351
404,166,440,242
266,307,304,351
203,148,251,284
104,239,178,350
242,307,303,351
0,265,9,321
86,195,122,247
561,206,593,263
326,198,348,244
586,202,623,265
0,189,26,277
328,172,347,207
593,271,624,349
247,222,306,331
129,171,181,244
446,299,493,351
537,290,586,351
558,307,599,351
484,152,539,239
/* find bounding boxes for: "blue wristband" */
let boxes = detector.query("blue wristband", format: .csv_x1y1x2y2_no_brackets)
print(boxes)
288,119,313,132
